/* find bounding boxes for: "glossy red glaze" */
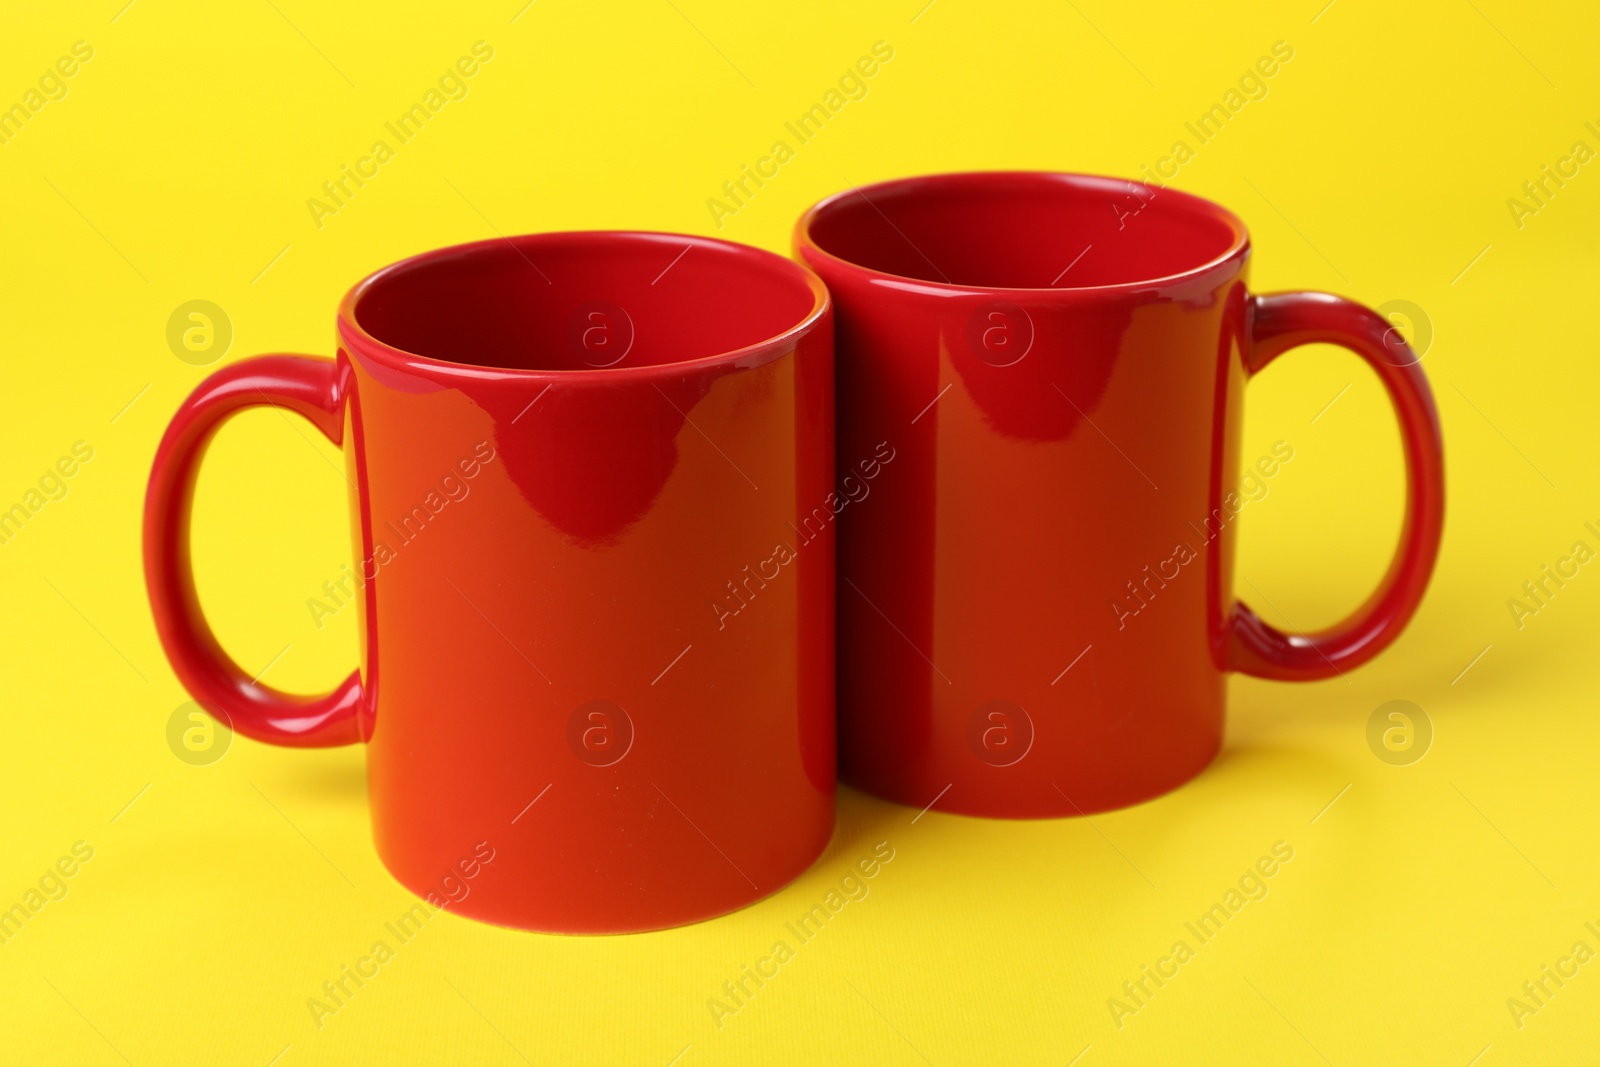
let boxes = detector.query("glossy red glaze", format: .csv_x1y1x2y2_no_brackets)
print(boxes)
145,232,836,932
796,172,1444,818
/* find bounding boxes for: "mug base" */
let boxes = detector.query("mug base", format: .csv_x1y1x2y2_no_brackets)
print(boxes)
841,736,1223,820
370,810,836,936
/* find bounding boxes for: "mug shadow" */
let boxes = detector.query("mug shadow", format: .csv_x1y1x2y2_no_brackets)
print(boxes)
821,784,910,864
268,748,369,807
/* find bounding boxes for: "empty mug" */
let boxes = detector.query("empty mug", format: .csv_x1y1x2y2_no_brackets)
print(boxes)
145,232,836,931
796,171,1444,818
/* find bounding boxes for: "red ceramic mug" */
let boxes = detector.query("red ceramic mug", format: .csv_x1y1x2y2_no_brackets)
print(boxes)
145,232,835,932
796,172,1444,818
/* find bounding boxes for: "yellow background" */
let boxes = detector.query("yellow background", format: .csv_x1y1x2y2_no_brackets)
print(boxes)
2,0,1597,1062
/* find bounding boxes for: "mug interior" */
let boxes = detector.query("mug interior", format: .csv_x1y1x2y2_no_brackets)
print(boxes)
803,172,1246,290
350,232,822,372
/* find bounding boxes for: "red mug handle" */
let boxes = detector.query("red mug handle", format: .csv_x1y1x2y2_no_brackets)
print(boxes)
144,355,365,745
1229,292,1445,681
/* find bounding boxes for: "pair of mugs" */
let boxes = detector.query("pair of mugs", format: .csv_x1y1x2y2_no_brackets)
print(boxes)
145,172,1444,933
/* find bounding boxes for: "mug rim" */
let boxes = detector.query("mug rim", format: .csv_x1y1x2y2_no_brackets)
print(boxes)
794,170,1252,298
336,230,830,381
